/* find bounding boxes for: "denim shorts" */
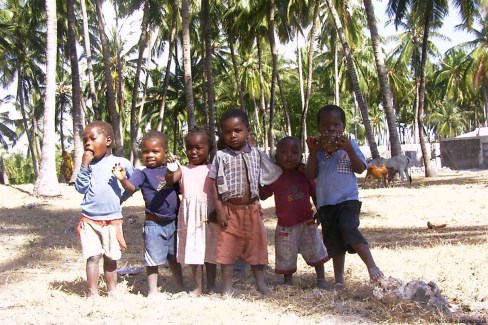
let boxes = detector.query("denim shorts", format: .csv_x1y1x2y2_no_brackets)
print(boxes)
143,219,177,266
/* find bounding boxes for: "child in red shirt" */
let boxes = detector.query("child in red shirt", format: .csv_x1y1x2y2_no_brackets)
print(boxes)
260,136,330,288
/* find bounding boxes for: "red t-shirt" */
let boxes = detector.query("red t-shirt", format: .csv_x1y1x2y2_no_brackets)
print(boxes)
260,170,315,227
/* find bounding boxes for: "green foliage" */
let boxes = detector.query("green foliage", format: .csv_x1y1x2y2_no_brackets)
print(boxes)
3,153,35,184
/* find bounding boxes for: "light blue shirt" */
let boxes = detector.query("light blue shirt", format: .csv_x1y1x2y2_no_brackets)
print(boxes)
313,140,366,207
75,154,134,220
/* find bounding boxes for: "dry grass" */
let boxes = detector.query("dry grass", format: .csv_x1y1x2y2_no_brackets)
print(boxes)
0,169,487,324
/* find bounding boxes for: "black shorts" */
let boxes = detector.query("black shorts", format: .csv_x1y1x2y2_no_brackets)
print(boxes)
317,200,368,257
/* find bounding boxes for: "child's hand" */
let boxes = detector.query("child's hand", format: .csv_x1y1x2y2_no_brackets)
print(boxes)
112,163,127,180
81,150,95,167
216,208,228,228
306,136,321,153
335,134,353,153
166,155,180,164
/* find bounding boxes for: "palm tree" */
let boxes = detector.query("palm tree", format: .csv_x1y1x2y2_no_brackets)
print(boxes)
66,0,84,183
363,0,402,157
181,0,196,129
324,0,380,159
428,102,468,138
33,0,60,196
94,0,123,156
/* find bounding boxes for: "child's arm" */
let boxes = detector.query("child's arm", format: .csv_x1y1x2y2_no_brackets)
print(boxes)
112,163,136,194
305,136,321,180
165,155,182,185
75,150,96,193
212,178,228,228
259,184,273,201
336,136,366,174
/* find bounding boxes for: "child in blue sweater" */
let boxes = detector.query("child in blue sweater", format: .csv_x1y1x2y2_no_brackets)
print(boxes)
75,121,134,297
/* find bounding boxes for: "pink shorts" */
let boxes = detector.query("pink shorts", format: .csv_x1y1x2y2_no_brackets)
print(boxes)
215,201,268,265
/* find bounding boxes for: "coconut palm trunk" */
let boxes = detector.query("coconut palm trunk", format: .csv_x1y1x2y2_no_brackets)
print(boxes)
202,0,216,157
34,0,60,196
67,0,84,183
157,0,178,131
130,0,150,166
363,0,402,157
324,0,380,159
256,37,268,153
267,0,278,154
80,0,99,118
228,34,246,112
94,0,123,156
181,0,196,129
417,3,436,177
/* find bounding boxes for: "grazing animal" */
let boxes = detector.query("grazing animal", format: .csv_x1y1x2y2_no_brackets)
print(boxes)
368,155,412,185
365,164,390,188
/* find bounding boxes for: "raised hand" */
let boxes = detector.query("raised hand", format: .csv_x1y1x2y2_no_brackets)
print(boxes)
81,150,95,167
112,163,126,180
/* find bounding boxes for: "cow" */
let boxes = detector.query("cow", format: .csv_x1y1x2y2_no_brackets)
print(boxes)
365,164,391,188
368,155,412,185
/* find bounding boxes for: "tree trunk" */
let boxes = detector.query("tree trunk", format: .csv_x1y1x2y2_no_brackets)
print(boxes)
202,0,216,158
34,0,60,196
0,155,8,185
138,31,153,138
256,37,268,153
325,0,379,159
94,0,123,156
80,0,99,118
301,1,320,153
67,0,84,184
157,0,178,131
334,45,340,105
17,71,38,177
228,34,246,111
418,2,436,177
482,80,488,127
297,32,305,140
363,0,402,157
277,73,291,136
130,0,150,166
181,0,196,129
267,0,277,156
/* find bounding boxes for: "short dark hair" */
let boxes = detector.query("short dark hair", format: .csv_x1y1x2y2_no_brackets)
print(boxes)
220,109,249,128
185,126,214,153
141,130,168,149
276,136,301,152
86,121,115,149
317,104,346,125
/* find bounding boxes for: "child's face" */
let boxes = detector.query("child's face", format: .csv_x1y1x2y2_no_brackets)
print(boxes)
83,126,111,160
275,140,301,171
222,117,249,151
318,110,345,135
141,139,167,168
185,133,210,166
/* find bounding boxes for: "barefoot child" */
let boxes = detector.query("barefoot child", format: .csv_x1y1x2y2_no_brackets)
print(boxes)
260,136,330,288
112,131,184,297
165,127,217,296
209,109,282,296
305,104,383,288
75,121,134,297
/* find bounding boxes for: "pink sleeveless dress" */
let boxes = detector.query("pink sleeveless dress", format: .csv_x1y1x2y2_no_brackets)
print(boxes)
177,164,217,264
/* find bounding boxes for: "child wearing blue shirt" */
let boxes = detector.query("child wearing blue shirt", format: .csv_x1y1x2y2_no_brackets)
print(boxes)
113,131,184,297
75,121,134,297
305,105,383,288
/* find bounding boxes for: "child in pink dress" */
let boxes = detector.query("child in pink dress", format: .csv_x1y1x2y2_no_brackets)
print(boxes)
166,127,217,296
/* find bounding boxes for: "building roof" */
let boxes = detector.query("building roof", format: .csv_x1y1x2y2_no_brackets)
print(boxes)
456,127,488,138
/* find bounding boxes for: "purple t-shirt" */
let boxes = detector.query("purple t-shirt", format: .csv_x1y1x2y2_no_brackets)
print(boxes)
128,166,179,220
260,170,315,227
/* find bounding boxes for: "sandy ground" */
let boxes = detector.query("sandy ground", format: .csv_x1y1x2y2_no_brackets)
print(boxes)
0,168,487,324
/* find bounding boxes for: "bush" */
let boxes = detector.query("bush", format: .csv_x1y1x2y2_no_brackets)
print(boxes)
3,153,36,184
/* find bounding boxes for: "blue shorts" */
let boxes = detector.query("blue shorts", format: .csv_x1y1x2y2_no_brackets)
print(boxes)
143,219,177,266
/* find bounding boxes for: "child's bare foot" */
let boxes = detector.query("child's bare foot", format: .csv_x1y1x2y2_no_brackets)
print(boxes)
206,285,217,294
333,282,345,291
368,266,384,282
189,288,203,297
257,283,272,295
147,289,159,298
283,275,293,286
316,278,330,290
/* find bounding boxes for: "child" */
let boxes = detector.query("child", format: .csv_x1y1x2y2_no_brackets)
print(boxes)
209,109,282,296
260,136,330,288
75,121,135,297
165,127,217,297
305,104,383,288
112,131,184,297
